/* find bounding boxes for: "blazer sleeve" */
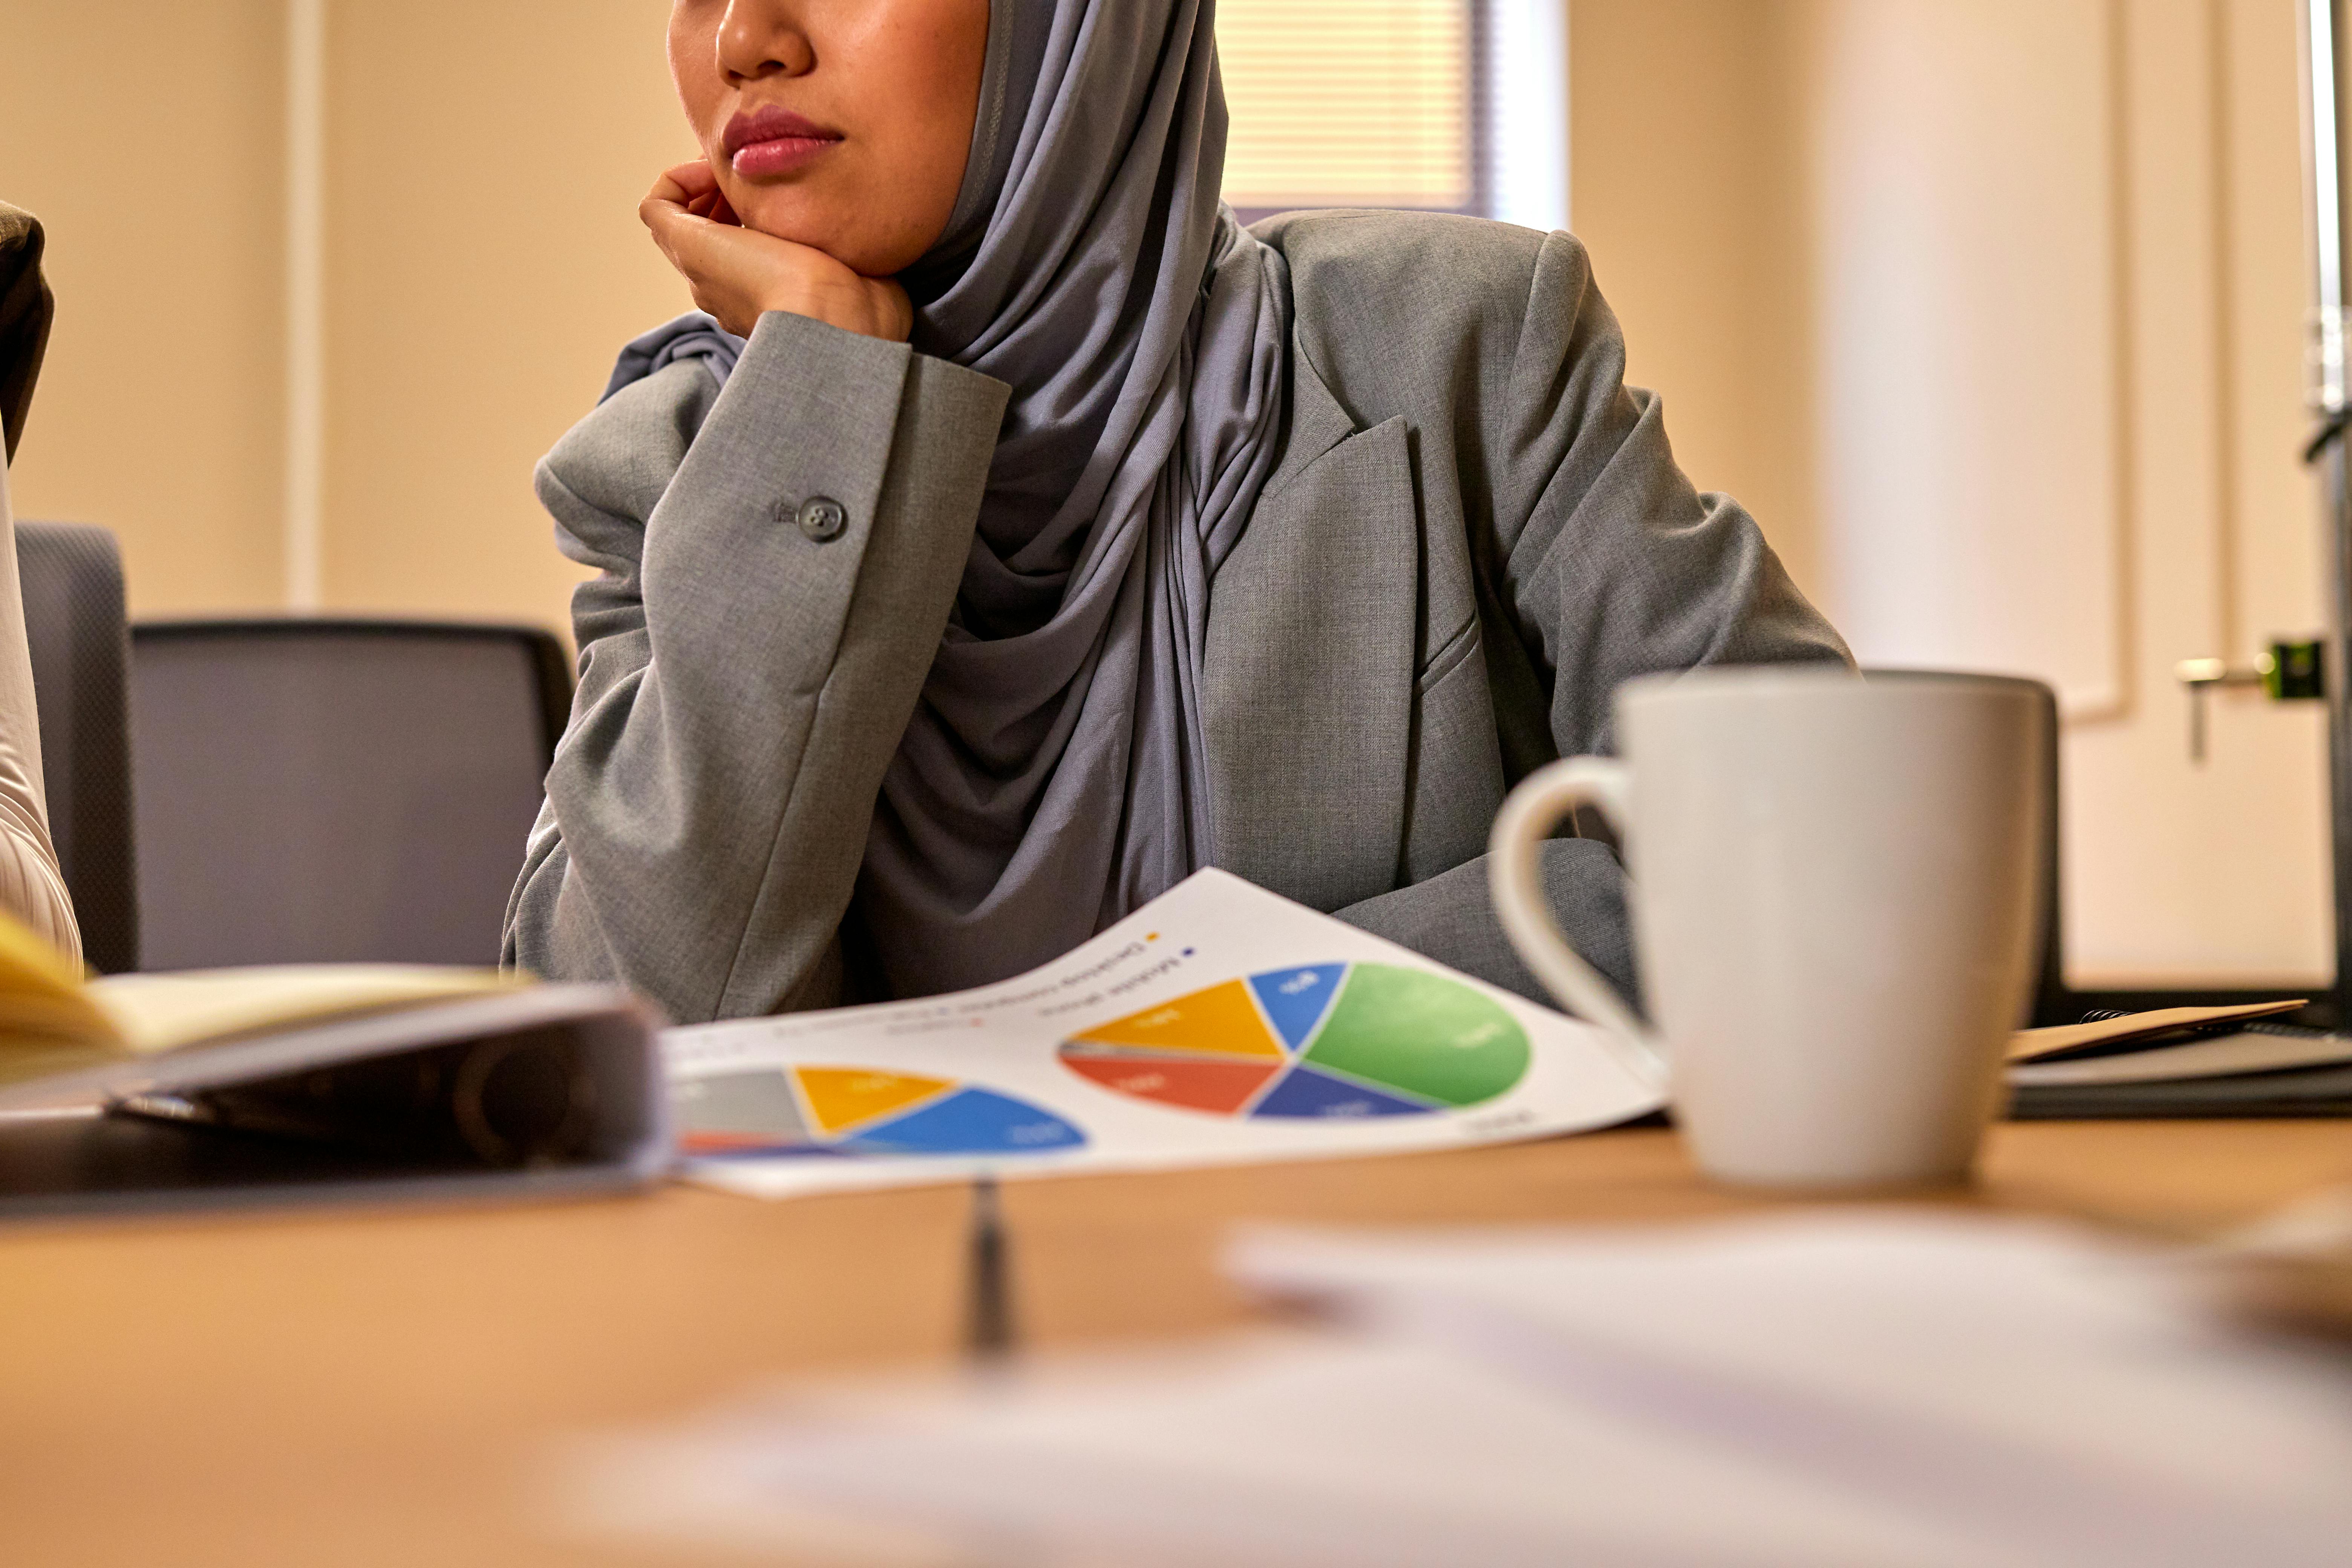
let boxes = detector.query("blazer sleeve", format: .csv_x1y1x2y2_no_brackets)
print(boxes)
1485,229,1852,766
502,309,1009,1024
1339,228,1849,1012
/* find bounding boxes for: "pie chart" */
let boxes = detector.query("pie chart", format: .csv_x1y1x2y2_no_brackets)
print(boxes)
1059,962,1530,1120
676,1066,1086,1159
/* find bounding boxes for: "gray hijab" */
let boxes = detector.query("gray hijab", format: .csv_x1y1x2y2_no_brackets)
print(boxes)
609,0,1290,997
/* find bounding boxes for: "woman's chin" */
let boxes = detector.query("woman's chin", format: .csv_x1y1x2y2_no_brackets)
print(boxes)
726,190,922,279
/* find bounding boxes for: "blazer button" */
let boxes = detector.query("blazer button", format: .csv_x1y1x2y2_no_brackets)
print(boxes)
795,496,848,542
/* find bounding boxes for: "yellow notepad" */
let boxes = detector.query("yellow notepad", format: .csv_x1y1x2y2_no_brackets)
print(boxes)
2006,1000,2308,1064
0,910,524,1091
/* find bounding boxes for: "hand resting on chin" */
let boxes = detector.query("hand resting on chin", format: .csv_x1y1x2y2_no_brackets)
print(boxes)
639,160,914,344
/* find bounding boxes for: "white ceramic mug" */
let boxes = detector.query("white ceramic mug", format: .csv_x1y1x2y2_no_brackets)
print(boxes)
1488,668,2046,1189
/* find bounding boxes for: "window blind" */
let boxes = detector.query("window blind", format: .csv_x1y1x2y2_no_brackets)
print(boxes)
1219,0,1478,215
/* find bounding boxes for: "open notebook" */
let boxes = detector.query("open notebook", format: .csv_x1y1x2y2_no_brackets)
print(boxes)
0,914,665,1215
2005,1001,2352,1117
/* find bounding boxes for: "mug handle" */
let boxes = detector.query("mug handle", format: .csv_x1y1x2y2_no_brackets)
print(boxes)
1487,757,1669,1089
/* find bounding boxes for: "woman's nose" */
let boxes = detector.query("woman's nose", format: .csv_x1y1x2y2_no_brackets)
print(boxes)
715,0,815,84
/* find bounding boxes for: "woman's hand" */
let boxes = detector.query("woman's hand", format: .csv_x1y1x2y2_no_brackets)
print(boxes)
639,162,914,343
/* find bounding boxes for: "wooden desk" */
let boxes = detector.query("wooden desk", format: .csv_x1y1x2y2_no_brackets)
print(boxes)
3,1121,2346,1565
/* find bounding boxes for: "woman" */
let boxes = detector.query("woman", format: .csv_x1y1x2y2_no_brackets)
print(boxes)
505,0,1847,1023
0,201,84,964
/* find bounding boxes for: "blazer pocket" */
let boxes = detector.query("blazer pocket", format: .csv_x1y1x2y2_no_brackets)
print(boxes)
1415,615,1481,697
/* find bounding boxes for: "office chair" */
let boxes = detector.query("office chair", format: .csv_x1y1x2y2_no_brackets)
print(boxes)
15,521,137,973
130,619,571,970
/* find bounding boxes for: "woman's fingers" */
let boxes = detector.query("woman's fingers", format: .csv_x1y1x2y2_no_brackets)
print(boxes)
637,193,701,269
641,167,914,342
640,161,737,254
870,278,914,343
646,159,718,208
642,207,757,331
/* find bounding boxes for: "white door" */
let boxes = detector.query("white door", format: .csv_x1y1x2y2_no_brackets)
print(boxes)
1574,0,2334,991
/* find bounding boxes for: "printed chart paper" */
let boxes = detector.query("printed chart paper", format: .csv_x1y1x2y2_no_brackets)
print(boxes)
663,870,1662,1199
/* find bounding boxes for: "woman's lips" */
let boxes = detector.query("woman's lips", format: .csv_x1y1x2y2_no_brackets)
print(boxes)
734,136,836,177
723,105,842,178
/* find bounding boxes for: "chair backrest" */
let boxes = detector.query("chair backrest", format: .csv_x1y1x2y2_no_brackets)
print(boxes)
1860,668,2066,1026
15,521,137,973
129,619,571,970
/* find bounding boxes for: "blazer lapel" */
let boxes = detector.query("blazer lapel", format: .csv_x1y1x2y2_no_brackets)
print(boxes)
1204,352,1417,910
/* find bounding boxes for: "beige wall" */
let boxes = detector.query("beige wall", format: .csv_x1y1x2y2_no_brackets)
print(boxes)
2,0,695,637
1568,0,1821,598
323,0,689,634
0,0,288,614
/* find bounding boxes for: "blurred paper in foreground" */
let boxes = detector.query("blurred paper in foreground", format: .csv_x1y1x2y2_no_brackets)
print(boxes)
560,1213,2352,1566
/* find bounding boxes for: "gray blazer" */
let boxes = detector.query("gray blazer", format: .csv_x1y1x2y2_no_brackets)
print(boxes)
505,213,1850,1024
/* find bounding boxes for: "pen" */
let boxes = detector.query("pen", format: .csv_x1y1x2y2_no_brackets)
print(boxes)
966,1173,1015,1361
